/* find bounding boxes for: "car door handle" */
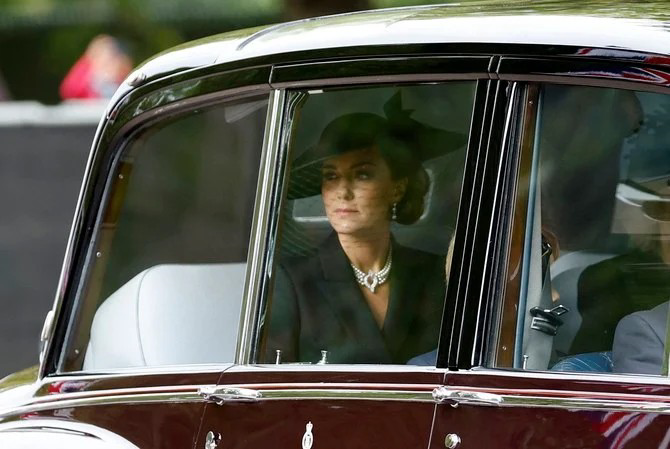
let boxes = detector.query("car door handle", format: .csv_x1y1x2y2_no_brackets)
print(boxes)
199,386,262,404
432,386,503,407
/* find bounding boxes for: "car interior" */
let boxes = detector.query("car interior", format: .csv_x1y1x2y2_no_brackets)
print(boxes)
522,86,670,374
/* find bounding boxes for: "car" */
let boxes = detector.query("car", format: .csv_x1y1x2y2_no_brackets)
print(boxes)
2,2,670,448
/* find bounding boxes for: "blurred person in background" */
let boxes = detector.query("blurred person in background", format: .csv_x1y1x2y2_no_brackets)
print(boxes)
59,34,133,100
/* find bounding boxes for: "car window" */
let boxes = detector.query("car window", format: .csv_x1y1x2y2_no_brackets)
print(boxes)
61,96,268,372
495,84,670,376
259,83,475,366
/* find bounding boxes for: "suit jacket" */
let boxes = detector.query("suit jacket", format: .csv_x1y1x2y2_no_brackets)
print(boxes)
612,301,669,375
264,233,446,364
573,250,670,354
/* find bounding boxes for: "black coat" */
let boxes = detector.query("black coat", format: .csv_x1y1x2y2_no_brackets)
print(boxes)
264,233,446,364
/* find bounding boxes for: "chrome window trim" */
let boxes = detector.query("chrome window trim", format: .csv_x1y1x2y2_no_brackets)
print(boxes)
237,89,287,364
270,72,488,90
269,56,492,89
46,363,231,379
498,73,670,95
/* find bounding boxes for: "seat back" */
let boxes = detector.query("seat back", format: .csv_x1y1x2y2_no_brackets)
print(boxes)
83,263,246,370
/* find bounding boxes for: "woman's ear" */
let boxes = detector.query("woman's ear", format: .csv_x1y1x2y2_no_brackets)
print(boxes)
393,178,408,202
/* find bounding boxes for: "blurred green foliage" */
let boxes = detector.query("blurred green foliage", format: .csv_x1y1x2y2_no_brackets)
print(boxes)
0,0,666,103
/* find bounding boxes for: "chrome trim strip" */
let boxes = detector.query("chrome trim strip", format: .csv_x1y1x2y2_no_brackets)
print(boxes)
270,73,487,89
436,381,670,413
32,384,210,403
257,388,435,402
462,366,670,386
58,363,231,378
499,394,670,413
0,387,208,418
200,383,439,403
445,387,670,414
38,114,108,380
237,89,286,364
498,73,670,95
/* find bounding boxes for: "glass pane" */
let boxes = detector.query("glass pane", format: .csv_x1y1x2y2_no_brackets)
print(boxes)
505,85,670,375
261,83,476,365
62,96,268,371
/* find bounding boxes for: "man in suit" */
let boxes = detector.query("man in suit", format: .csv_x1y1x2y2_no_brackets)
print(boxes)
612,300,669,375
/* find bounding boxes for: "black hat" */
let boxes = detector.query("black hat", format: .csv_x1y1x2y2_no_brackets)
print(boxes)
287,92,467,199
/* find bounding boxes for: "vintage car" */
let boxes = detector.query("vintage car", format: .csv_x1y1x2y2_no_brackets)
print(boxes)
2,2,670,448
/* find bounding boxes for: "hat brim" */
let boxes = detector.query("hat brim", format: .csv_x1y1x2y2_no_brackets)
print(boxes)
287,112,467,199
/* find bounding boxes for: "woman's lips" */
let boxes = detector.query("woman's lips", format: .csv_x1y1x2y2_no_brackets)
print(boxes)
335,208,357,214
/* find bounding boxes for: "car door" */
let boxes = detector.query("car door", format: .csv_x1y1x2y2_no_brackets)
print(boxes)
195,58,495,449
23,68,273,448
429,56,670,448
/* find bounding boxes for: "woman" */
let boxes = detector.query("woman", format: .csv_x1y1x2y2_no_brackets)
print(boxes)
264,97,463,365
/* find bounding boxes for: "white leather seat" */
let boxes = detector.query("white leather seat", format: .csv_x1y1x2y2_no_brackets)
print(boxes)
83,263,246,370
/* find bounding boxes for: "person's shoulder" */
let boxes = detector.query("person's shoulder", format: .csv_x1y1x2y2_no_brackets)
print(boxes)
394,243,445,273
279,252,320,273
395,243,444,260
634,301,668,331
617,301,669,341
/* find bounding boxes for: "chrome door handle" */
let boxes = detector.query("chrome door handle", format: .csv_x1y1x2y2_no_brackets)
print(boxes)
199,386,262,404
432,386,503,407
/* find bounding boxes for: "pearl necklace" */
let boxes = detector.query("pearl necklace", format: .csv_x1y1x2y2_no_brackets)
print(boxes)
350,247,392,293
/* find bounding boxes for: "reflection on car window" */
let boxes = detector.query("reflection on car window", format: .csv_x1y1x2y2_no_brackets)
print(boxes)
501,85,670,376
261,84,475,365
62,97,268,372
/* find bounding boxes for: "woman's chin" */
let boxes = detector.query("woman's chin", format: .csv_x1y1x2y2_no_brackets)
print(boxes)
331,224,390,241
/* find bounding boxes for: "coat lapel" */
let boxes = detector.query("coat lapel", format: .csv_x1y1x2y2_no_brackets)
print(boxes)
317,233,391,362
382,242,419,357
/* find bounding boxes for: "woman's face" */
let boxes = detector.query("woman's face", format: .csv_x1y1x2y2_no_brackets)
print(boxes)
321,147,406,239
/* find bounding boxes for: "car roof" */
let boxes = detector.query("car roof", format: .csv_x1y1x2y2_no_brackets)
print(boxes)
128,1,670,88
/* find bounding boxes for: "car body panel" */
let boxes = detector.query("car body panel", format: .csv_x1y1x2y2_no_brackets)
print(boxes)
198,368,444,449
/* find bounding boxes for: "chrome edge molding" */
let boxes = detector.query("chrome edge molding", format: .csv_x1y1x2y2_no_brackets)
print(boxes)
38,115,109,380
260,388,435,402
0,390,204,418
0,419,141,448
199,385,436,404
499,394,670,414
237,89,287,363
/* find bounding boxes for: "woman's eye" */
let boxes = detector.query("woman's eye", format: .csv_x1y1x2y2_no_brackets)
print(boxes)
322,171,338,181
355,170,372,180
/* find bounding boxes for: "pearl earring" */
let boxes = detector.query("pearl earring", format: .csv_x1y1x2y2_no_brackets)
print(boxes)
392,202,398,221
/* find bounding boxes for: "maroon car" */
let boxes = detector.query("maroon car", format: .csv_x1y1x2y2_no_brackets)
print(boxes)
2,2,670,448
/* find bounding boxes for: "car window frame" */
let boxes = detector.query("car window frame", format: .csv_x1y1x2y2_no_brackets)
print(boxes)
237,57,496,370
42,67,274,378
472,56,670,384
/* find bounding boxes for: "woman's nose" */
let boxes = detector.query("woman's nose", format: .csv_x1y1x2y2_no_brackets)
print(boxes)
337,179,354,200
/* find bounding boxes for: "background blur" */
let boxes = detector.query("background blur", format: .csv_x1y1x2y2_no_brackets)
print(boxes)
0,0,454,379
